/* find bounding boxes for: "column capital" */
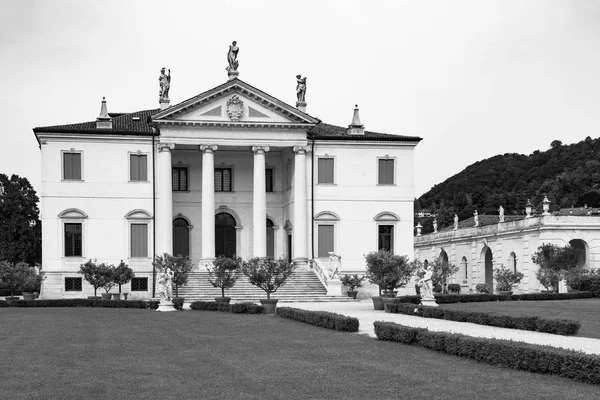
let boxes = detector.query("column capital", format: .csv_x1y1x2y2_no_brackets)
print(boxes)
199,145,218,153
157,143,175,152
252,146,270,154
293,145,311,154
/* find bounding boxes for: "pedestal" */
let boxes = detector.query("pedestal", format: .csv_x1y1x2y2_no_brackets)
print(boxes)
159,98,170,110
156,299,177,312
420,298,439,307
296,101,307,113
228,70,239,80
327,279,342,296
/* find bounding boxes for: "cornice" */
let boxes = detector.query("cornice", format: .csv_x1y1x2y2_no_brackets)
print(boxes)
153,119,311,129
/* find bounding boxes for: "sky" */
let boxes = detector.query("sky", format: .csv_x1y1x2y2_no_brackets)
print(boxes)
1,0,600,197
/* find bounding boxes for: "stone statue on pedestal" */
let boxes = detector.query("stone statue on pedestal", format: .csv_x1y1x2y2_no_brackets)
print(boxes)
328,252,341,279
453,214,459,230
296,75,307,103
474,210,479,227
157,267,174,302
226,41,239,72
418,265,435,301
499,205,505,223
159,68,171,100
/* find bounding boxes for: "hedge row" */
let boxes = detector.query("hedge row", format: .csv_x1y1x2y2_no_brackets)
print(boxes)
374,321,600,385
189,301,265,314
0,300,8,307
0,299,159,309
394,291,594,305
276,307,359,332
386,303,580,336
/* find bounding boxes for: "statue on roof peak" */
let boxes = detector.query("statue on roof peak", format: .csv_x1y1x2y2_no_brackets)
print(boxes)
159,67,171,100
226,41,239,72
296,75,307,103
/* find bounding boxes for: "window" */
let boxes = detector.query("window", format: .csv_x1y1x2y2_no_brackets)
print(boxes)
63,152,82,180
318,225,335,258
131,277,148,291
131,223,148,257
64,223,82,257
378,159,394,185
65,277,82,291
130,154,148,181
266,168,274,193
215,168,232,192
318,158,334,184
378,225,394,252
285,159,293,189
172,167,188,191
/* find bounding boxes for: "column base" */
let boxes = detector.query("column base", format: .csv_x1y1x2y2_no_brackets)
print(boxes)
326,279,343,296
198,258,215,271
293,257,309,270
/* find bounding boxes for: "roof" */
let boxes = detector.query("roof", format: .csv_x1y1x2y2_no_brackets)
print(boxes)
557,207,600,216
439,214,524,232
33,108,160,136
308,122,422,142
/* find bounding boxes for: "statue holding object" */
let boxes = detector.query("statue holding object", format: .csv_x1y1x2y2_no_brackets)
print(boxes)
226,41,239,72
159,67,171,100
296,75,307,103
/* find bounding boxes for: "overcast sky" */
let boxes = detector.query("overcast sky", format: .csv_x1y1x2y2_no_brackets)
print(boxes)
2,0,599,197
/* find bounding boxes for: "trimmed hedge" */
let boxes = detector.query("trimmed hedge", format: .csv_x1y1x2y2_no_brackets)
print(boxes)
189,301,265,314
2,299,159,309
374,321,600,385
394,291,594,305
276,307,359,332
386,303,580,336
0,300,8,307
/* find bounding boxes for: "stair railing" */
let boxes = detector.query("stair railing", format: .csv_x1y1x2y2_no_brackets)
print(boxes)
312,258,330,288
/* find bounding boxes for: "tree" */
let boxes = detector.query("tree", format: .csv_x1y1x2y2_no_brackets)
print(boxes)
416,257,459,293
153,253,193,298
0,174,41,265
493,264,524,292
531,243,581,292
113,260,135,294
241,257,296,299
0,261,35,297
365,250,419,296
207,255,242,298
79,259,112,297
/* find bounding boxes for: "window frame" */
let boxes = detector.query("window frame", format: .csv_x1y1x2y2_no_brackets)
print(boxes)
172,165,190,192
125,210,152,259
265,167,275,193
61,150,84,181
128,152,149,182
131,277,149,292
374,212,400,254
64,277,83,292
376,156,397,186
316,155,336,185
214,167,234,192
59,209,87,259
314,211,340,259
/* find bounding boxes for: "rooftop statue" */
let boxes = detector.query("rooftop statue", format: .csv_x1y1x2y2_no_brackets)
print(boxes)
433,219,438,233
474,210,479,227
296,75,307,103
226,41,239,72
453,214,459,230
159,67,171,100
499,205,505,222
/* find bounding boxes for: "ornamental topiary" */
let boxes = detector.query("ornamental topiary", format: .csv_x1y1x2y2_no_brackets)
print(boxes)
207,255,242,298
241,257,296,299
340,274,366,291
364,251,418,296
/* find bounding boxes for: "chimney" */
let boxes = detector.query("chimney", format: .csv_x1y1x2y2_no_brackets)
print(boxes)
96,97,112,129
347,104,364,135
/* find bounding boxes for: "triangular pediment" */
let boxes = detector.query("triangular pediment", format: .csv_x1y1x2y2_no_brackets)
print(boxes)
152,79,319,127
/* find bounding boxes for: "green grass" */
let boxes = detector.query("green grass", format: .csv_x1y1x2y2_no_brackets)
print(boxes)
440,298,600,339
0,309,599,399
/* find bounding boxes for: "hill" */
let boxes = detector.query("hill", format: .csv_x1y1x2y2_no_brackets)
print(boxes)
416,136,600,232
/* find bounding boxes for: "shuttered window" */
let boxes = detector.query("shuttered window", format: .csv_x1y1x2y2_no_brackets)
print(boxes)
131,223,148,257
64,223,82,257
172,167,188,191
130,154,148,181
318,158,334,184
378,159,394,185
215,168,232,192
63,153,82,180
318,225,334,258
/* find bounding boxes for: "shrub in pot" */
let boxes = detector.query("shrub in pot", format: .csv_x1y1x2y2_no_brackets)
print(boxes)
21,272,44,300
340,274,366,299
532,243,581,292
113,260,135,300
447,283,461,294
241,257,296,314
475,283,490,294
207,255,242,304
79,259,112,299
494,263,524,294
365,251,419,309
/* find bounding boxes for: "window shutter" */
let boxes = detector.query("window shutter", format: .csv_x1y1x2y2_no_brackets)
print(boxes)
318,225,334,257
72,153,81,180
130,155,139,181
64,154,72,179
318,158,334,184
139,155,147,181
379,159,394,184
131,224,148,257
172,168,179,191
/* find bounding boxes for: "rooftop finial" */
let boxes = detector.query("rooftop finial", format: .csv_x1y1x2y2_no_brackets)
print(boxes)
96,97,112,129
347,104,364,135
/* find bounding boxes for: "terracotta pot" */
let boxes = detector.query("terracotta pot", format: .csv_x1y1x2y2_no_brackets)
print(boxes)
499,291,513,296
123,293,129,300
347,290,358,299
215,297,231,304
382,297,397,311
111,293,121,300
101,293,112,300
260,299,279,314
22,292,35,301
372,296,384,310
87,296,102,300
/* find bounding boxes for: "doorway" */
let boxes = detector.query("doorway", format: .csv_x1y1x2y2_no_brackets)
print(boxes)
215,212,236,257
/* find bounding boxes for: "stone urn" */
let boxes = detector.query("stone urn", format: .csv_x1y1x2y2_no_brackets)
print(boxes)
372,296,384,310
111,293,121,300
347,290,358,299
101,293,111,300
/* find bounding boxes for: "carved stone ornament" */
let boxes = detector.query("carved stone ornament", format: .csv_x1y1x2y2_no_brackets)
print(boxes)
157,143,175,152
226,95,244,121
293,146,311,154
252,146,270,154
199,145,218,153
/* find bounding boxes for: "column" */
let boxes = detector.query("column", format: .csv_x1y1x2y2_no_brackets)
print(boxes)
293,146,310,267
200,145,218,262
252,146,269,257
158,143,175,255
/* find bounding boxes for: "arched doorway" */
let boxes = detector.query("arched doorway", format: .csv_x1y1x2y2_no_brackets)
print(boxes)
173,217,190,258
215,212,236,257
484,247,493,289
266,219,275,258
569,239,588,268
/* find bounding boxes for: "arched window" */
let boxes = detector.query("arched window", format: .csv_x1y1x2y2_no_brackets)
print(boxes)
374,212,399,253
173,217,191,258
508,252,517,273
215,212,236,257
461,256,468,280
315,211,340,258
126,210,152,258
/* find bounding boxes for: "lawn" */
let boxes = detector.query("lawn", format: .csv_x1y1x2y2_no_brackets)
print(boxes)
440,298,600,339
0,309,599,399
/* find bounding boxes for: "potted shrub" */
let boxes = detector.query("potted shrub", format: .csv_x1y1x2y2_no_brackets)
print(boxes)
21,273,44,301
494,264,524,295
207,255,242,304
0,261,34,300
112,260,135,300
447,283,461,294
241,257,296,314
365,251,419,310
475,283,490,294
340,274,365,299
532,243,581,293
79,259,109,299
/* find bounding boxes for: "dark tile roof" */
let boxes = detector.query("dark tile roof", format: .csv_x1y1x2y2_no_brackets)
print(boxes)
557,207,600,216
33,108,160,136
308,122,422,142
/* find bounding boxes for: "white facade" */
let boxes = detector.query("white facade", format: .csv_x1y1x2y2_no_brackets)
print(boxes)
34,79,421,299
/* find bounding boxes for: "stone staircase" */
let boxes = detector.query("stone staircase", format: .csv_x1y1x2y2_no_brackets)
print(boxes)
177,270,354,302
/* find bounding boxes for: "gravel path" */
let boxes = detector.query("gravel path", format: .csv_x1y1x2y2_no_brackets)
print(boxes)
284,300,600,355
